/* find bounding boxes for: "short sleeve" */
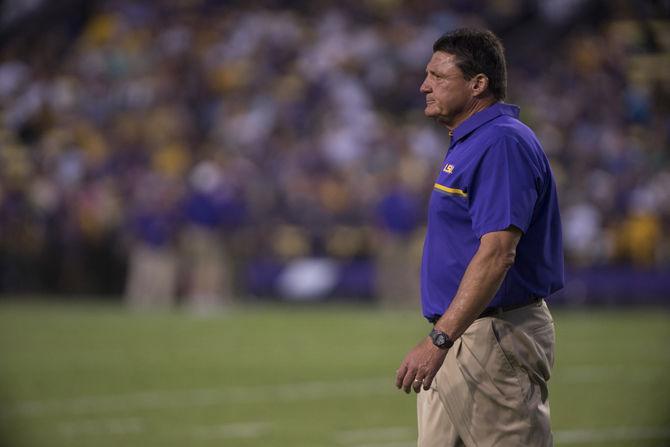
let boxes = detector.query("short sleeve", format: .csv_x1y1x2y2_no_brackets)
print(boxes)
468,136,540,238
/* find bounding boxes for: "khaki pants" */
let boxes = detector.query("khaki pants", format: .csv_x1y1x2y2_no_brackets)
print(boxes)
418,301,555,447
125,243,178,309
180,225,231,312
376,236,421,309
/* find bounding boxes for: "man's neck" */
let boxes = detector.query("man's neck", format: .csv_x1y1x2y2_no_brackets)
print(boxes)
444,97,497,133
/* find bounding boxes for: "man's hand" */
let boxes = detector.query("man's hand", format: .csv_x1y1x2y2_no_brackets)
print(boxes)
395,337,448,394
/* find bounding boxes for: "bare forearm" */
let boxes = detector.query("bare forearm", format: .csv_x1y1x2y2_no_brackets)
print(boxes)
434,243,513,340
395,228,521,394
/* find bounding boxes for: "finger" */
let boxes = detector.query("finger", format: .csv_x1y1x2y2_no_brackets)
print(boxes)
412,375,424,393
422,371,436,390
402,369,417,393
395,364,408,389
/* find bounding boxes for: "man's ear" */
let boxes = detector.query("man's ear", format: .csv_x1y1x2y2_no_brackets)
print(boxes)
471,74,490,97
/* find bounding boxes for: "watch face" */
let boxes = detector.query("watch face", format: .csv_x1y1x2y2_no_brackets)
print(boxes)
430,329,452,349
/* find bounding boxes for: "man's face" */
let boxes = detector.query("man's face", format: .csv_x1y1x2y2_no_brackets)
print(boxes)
420,51,473,127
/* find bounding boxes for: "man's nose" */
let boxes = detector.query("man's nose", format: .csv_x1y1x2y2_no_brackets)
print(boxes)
420,79,430,93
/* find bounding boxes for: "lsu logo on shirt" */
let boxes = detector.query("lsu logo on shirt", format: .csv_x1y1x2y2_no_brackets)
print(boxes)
443,164,455,174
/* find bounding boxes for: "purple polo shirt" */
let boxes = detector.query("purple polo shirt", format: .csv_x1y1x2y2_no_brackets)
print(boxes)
421,102,564,321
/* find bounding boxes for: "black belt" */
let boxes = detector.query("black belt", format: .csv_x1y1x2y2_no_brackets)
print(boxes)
427,298,543,325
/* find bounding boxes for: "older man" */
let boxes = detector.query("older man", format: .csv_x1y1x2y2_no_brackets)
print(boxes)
395,28,564,446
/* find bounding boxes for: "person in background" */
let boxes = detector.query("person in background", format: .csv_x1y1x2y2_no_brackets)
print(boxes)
124,172,182,309
180,159,245,312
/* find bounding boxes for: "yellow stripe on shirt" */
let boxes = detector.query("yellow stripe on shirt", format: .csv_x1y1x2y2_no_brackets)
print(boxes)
434,183,468,198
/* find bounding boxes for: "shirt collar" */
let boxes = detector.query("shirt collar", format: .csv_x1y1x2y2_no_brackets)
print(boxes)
451,102,520,143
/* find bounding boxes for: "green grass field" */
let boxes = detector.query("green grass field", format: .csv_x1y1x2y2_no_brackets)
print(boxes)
0,299,668,447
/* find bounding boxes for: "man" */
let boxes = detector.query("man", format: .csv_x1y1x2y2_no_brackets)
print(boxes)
395,28,564,446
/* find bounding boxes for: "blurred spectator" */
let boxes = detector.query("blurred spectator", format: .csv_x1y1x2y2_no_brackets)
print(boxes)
124,172,181,309
180,158,245,311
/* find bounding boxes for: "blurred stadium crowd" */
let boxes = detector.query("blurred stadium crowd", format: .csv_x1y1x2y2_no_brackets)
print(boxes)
0,0,668,303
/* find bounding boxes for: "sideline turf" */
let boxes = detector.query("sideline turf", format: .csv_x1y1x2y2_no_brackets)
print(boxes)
0,299,668,447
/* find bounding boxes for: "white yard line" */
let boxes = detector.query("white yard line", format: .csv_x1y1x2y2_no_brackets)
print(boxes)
2,365,664,419
349,443,414,447
4,377,393,417
335,426,670,447
336,426,415,444
58,418,269,440
554,426,670,444
58,417,143,437
553,365,663,384
191,421,271,439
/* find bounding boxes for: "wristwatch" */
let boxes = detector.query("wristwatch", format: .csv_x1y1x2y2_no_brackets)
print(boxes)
429,328,454,349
